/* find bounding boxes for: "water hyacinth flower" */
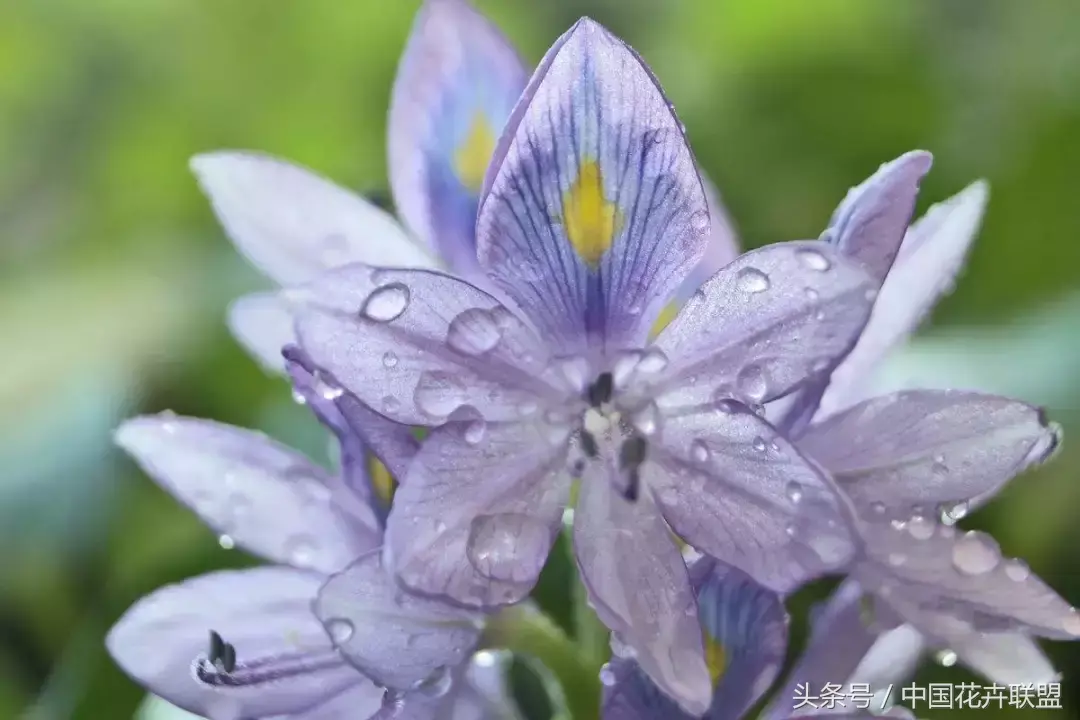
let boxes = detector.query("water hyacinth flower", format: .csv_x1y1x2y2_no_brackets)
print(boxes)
291,17,886,714
601,556,917,720
106,360,517,720
760,153,1078,701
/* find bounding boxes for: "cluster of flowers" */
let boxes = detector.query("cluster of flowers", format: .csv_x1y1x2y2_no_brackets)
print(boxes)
106,1,1076,719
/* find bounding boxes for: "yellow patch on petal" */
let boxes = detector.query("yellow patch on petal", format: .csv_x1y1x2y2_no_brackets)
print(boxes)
649,301,680,339
705,635,727,684
454,112,497,193
369,456,396,506
563,160,622,268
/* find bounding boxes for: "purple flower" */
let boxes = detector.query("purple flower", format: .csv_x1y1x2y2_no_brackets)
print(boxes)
602,556,918,720
762,154,1077,694
290,17,882,714
106,370,514,719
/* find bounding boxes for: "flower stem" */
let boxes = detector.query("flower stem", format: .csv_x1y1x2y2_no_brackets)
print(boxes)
482,603,601,720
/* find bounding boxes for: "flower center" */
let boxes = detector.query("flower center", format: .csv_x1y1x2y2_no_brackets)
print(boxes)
577,371,649,501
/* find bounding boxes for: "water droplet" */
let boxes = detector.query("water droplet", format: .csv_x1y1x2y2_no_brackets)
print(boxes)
804,287,820,301
796,248,831,271
360,283,410,322
1063,609,1080,636
752,436,767,453
736,267,771,293
435,520,448,533
786,481,803,503
870,501,886,515
314,371,344,400
951,531,1001,575
446,308,502,355
473,650,498,668
415,666,454,698
291,389,308,405
463,419,487,445
466,513,549,582
218,534,235,549
690,440,710,463
633,403,661,436
382,351,399,368
285,534,318,567
599,663,616,687
382,395,401,413
890,518,908,531
326,618,355,644
939,501,968,525
935,649,958,667
808,357,831,375
784,523,797,538
714,398,740,415
610,634,637,660
931,460,949,477
736,364,769,403
414,371,469,418
907,515,935,540
888,552,907,567
637,348,669,375
1004,559,1030,582
517,399,539,418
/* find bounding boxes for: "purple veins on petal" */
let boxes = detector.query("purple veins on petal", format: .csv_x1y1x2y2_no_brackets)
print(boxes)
475,17,711,353
114,414,379,574
389,0,528,277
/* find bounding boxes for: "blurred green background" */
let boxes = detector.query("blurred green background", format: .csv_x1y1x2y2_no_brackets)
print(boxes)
2,0,1080,717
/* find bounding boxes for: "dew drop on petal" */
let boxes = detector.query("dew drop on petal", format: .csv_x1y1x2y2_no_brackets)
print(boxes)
890,518,908,531
736,267,771,293
466,513,549,583
870,501,886,515
752,436,767,453
804,287,820,301
284,534,318,568
939,501,968,525
736,364,769,403
415,666,454,698
360,283,410,322
463,419,487,445
637,348,669,375
291,389,308,405
935,649,958,667
633,403,661,436
785,481,803,504
314,371,344,400
796,248,831,271
907,515,935,540
714,399,740,415
474,650,498,668
218,534,235,550
1063,609,1080,637
382,396,401,413
888,552,907,567
690,440,710,464
414,371,469,418
599,663,616,687
446,308,502,355
951,532,1001,575
325,618,355,644
1004,559,1030,582
382,351,399,369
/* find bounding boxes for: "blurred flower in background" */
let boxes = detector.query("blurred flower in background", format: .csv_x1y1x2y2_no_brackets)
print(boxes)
3,0,1080,718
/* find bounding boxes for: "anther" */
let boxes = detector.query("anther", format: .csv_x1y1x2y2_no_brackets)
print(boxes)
587,372,614,407
619,436,648,502
581,430,599,459
209,630,225,665
221,642,237,673
624,470,641,502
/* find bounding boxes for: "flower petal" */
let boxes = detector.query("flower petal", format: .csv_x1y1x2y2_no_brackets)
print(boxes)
115,414,379,573
653,242,876,411
291,264,555,426
386,420,571,608
227,292,296,373
107,567,371,719
273,681,386,720
798,391,1062,519
601,657,693,720
649,401,856,591
823,151,933,282
856,520,1080,640
671,170,741,304
575,461,712,716
475,19,710,353
191,152,436,286
938,631,1057,686
388,0,527,276
690,558,788,720
815,181,989,418
284,346,419,508
314,550,481,690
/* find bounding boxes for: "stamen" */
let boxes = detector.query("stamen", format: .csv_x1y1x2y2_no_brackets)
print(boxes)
619,436,648,502
587,372,614,407
581,430,599,459
221,642,237,673
624,470,640,502
194,647,343,688
208,630,225,666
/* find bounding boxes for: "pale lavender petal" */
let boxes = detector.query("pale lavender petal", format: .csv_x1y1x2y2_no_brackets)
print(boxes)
386,421,571,608
227,292,296,373
601,658,692,720
816,181,989,418
856,519,1080,641
823,151,933,281
284,346,419,508
942,631,1057,686
388,0,527,275
115,414,379,573
653,242,876,411
798,391,1062,519
272,682,386,720
107,567,369,719
671,171,741,304
191,152,436,286
575,461,712,716
291,265,555,425
649,401,856,591
476,18,710,354
690,559,788,720
314,550,481,690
